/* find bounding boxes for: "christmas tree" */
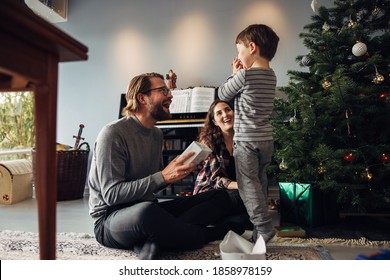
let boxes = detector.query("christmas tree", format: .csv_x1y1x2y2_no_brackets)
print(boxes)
270,0,390,213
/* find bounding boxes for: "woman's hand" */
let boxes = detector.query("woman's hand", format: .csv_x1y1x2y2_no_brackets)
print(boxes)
162,152,197,184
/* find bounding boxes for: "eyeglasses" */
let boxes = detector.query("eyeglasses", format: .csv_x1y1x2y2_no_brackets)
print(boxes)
143,86,171,96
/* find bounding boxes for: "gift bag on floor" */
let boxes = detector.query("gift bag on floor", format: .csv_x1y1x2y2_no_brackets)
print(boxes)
279,182,338,227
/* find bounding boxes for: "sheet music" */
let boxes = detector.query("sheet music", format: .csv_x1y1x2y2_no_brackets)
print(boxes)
169,87,215,113
169,89,191,113
189,87,215,113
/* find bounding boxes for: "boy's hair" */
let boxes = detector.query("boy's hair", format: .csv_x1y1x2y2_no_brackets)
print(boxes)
122,72,164,117
236,24,279,61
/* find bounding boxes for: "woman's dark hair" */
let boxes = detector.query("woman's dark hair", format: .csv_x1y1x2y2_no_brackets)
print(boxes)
197,100,232,154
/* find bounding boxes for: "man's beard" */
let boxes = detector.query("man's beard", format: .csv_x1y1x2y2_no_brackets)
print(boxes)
149,105,171,121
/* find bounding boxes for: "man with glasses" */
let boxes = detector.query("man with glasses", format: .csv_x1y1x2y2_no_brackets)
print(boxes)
88,73,242,259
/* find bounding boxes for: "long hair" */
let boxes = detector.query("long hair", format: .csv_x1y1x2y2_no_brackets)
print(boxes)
197,100,232,154
122,72,164,117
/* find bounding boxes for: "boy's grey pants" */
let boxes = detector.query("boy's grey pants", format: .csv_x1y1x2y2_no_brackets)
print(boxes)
233,140,275,241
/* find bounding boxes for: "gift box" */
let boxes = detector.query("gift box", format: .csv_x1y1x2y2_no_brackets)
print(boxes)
0,159,33,205
219,230,266,260
279,182,338,227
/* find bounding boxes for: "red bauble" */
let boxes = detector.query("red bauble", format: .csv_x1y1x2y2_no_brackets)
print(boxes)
380,153,390,163
379,92,389,101
343,152,355,162
318,41,327,51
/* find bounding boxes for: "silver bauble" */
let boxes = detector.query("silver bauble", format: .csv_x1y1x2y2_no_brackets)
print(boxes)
301,55,313,67
352,42,367,56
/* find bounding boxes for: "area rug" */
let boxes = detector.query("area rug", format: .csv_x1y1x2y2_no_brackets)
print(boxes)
0,230,330,260
270,235,390,247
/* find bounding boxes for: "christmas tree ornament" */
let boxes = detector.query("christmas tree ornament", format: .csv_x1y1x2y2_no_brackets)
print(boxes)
289,116,298,123
372,6,381,15
352,41,367,56
360,168,373,181
373,72,384,84
378,92,389,102
289,109,298,124
322,22,330,32
319,43,327,51
301,55,313,66
322,79,332,89
343,152,355,163
380,153,390,163
348,18,357,28
279,158,288,170
311,0,318,13
318,164,326,174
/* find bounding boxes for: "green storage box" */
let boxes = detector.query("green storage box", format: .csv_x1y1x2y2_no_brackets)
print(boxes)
279,182,339,228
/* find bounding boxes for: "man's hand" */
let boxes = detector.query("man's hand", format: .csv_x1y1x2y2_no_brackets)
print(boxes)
228,181,238,190
162,152,197,184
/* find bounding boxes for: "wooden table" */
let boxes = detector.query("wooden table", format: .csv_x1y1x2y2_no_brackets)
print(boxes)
0,0,88,259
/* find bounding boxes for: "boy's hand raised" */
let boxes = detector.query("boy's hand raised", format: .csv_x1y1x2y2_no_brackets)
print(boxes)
232,57,243,73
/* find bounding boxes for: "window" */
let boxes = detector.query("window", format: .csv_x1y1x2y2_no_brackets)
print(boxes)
0,91,35,160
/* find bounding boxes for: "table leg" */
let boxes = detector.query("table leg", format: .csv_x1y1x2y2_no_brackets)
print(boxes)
33,62,58,259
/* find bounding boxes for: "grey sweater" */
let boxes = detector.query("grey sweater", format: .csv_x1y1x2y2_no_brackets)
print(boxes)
88,115,166,219
218,68,276,142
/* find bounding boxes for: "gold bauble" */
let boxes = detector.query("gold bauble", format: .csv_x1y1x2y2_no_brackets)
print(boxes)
318,165,326,174
322,22,330,32
373,73,384,84
360,168,373,181
279,159,288,171
322,79,332,89
348,19,357,28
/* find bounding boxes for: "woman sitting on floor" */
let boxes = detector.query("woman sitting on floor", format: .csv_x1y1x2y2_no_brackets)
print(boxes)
194,100,251,231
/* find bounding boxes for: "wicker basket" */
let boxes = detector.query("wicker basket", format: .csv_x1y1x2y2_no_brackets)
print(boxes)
32,149,89,201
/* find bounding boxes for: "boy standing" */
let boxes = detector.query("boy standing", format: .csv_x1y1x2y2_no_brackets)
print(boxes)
218,24,279,243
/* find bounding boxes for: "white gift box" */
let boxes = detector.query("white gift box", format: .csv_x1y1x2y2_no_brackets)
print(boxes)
219,230,266,260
